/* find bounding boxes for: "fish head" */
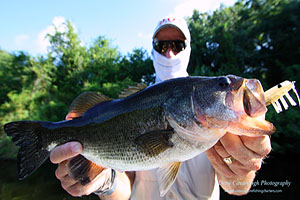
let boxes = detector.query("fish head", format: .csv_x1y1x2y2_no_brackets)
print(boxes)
192,75,275,137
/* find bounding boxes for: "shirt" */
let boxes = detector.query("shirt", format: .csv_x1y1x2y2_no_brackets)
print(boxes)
130,153,220,200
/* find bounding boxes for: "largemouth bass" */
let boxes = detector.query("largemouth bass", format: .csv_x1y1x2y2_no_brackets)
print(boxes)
4,75,276,196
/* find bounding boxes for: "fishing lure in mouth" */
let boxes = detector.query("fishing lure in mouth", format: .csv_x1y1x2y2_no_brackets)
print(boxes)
264,81,300,113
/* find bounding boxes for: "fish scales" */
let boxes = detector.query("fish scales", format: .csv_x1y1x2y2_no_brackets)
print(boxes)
80,107,168,170
41,79,204,170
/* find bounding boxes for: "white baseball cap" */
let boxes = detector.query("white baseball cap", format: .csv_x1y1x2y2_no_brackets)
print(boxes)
153,16,191,42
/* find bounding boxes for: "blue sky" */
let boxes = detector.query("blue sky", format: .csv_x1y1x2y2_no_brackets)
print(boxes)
0,0,236,56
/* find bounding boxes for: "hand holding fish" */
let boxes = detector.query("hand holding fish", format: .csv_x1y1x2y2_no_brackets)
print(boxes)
206,79,299,194
206,133,271,194
50,142,135,199
50,110,135,198
50,142,87,196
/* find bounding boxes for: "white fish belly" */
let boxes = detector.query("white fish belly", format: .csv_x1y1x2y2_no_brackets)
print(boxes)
81,133,218,171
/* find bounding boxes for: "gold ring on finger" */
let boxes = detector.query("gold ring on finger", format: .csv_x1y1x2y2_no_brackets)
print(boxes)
223,156,235,165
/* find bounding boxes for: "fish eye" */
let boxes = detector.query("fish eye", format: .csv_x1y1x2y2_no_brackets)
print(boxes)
217,77,231,87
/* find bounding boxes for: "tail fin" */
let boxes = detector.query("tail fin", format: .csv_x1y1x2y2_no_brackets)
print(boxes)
4,121,50,180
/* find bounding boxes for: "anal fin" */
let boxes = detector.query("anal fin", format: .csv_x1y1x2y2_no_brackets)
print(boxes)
68,155,106,185
157,162,182,197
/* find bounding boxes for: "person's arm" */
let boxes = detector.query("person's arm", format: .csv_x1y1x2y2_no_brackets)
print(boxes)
98,171,135,200
206,133,271,195
50,142,135,199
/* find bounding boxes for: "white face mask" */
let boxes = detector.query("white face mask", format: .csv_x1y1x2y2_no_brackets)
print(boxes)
152,44,191,83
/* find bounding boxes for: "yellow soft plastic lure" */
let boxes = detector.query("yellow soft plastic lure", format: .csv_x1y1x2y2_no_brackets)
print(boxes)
264,81,300,113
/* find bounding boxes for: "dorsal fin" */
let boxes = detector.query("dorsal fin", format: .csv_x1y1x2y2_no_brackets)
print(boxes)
119,83,147,98
66,92,111,120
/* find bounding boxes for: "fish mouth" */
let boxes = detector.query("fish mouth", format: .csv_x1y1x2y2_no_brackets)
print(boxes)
226,76,275,136
227,76,267,118
243,79,267,117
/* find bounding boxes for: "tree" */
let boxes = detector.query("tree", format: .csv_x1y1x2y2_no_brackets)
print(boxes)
0,51,34,105
119,48,155,85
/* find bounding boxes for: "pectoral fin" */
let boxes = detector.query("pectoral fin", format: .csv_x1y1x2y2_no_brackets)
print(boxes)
68,155,106,185
135,129,174,157
157,162,182,197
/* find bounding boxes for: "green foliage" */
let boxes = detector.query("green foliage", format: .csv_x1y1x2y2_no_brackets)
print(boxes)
267,108,300,154
188,0,300,80
119,48,155,85
0,51,34,105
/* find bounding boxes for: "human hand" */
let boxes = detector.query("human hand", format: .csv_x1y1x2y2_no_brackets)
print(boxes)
206,132,271,194
50,142,111,196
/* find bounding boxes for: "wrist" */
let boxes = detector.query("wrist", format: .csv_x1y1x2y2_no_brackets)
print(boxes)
93,169,117,196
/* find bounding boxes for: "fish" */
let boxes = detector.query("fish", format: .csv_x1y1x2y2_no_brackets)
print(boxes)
4,75,276,196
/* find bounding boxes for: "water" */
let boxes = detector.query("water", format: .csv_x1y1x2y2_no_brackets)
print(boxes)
0,159,98,200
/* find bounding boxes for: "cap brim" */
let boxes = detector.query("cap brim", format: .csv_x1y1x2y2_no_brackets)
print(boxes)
152,24,183,39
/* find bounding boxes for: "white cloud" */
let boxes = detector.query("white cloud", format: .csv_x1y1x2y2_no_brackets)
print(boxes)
11,17,70,55
36,16,68,54
137,32,152,39
136,32,152,52
37,29,51,54
14,34,30,48
137,32,143,38
169,0,237,18
52,16,68,33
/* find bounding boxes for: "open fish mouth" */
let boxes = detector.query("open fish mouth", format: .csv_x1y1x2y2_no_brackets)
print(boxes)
226,76,275,136
243,79,268,118
227,76,268,118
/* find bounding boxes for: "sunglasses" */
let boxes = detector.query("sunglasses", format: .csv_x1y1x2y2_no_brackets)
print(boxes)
153,40,187,54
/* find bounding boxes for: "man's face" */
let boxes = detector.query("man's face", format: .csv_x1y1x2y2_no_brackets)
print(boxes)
155,27,186,58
